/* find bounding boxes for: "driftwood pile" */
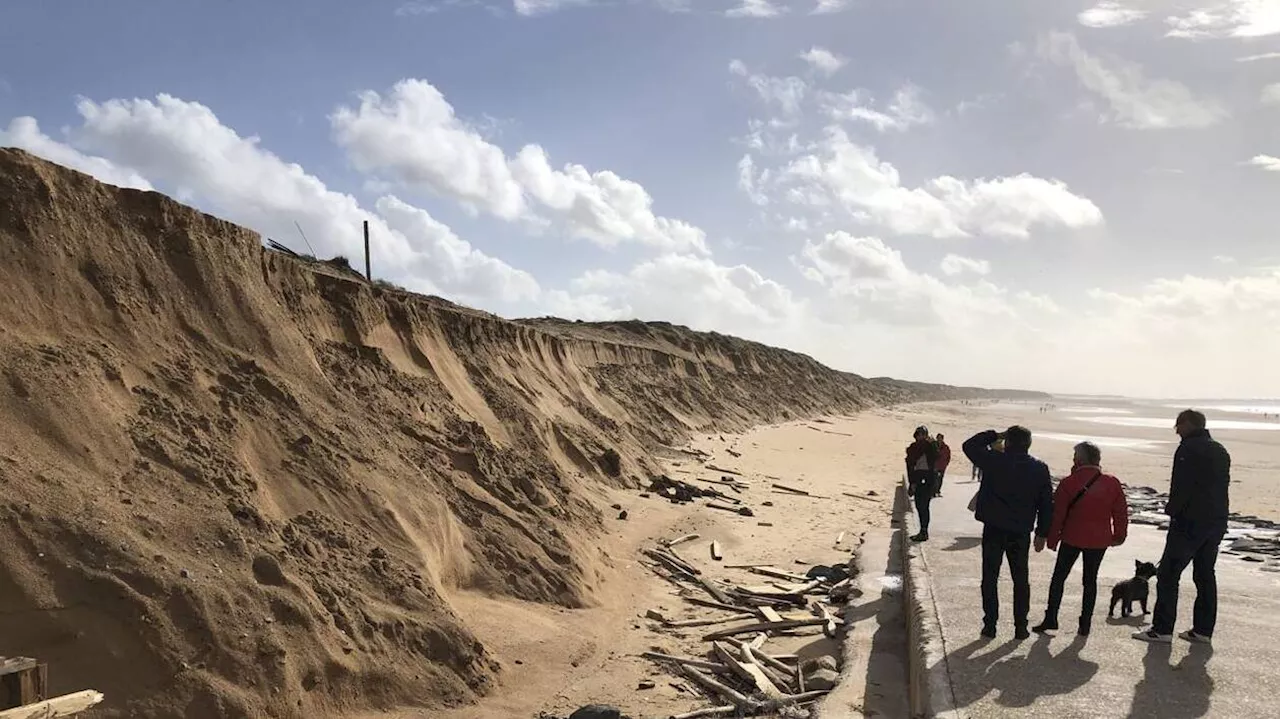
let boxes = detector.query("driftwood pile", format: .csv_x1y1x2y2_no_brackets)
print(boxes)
637,533,859,718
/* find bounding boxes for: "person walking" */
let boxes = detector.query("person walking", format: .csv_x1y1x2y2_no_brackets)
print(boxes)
963,426,1054,640
1134,409,1231,645
905,426,939,543
935,433,952,497
1033,441,1128,636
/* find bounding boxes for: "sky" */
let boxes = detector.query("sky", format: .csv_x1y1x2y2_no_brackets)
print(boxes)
3,0,1280,398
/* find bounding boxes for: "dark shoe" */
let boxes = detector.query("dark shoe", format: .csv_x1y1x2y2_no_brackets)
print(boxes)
1078,619,1091,636
980,625,997,639
1179,629,1212,645
1132,629,1172,644
1032,618,1058,634
910,532,929,542
1014,626,1031,640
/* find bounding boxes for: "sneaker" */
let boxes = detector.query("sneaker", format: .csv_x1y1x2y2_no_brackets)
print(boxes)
1132,630,1172,643
980,625,997,639
1179,630,1212,645
1015,626,1031,640
1032,619,1058,634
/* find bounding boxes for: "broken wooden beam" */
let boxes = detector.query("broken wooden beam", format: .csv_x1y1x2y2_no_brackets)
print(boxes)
0,690,104,719
711,642,784,699
669,706,736,719
640,652,732,675
0,658,46,710
665,533,701,547
644,548,701,577
811,600,838,638
724,638,794,677
747,566,811,582
705,465,742,476
679,665,757,711
695,575,734,606
706,502,753,517
679,595,754,615
702,617,833,641
710,541,723,562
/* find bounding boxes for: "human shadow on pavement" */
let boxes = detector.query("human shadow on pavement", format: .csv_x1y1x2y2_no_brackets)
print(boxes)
941,536,982,552
1126,643,1214,719
945,634,1100,709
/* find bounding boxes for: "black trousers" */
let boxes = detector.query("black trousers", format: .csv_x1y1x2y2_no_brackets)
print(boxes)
1152,517,1225,636
1044,543,1107,622
982,526,1031,629
910,470,935,532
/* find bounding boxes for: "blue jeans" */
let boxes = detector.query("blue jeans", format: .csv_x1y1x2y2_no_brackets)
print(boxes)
1151,517,1225,636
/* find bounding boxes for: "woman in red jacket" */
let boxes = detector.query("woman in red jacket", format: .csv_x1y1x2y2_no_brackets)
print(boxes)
1032,441,1129,636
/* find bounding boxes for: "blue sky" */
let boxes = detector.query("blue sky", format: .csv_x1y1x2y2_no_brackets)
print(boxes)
4,0,1280,397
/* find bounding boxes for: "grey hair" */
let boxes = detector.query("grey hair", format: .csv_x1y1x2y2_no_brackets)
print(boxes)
1074,441,1102,467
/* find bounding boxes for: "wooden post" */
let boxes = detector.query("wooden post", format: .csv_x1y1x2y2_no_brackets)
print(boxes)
0,658,46,709
362,221,371,281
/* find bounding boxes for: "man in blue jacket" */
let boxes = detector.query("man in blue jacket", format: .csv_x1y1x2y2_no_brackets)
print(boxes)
964,426,1054,640
1134,409,1231,645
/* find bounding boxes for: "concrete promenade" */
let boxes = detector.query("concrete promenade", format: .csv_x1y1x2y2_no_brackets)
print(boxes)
905,475,1280,719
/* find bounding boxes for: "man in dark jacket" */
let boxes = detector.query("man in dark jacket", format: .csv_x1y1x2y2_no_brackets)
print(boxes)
1134,409,1231,645
905,426,939,542
963,426,1054,640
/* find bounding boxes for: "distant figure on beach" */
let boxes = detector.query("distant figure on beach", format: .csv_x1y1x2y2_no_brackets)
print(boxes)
1134,409,1231,645
964,426,1054,640
1033,441,1128,636
905,425,940,543
935,433,951,498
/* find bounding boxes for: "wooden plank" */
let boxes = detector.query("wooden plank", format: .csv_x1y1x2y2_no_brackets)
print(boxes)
748,566,811,582
0,690,103,719
640,652,732,675
724,638,794,676
742,643,797,693
758,606,784,623
702,617,831,641
771,482,811,495
835,531,845,545
679,595,754,615
665,533,700,547
669,707,736,719
709,541,722,561
705,465,741,476
665,615,745,628
811,600,838,638
747,632,767,650
711,642,783,699
694,575,733,606
665,547,700,575
1,665,46,710
0,661,36,679
678,665,755,710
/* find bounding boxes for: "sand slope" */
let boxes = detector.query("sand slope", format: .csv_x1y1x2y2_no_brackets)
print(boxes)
0,149,1035,718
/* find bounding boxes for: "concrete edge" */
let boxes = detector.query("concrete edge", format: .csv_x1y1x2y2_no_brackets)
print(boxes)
899,479,962,719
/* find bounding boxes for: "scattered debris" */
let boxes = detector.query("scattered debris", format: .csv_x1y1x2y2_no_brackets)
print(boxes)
618,510,629,520
710,541,723,561
707,503,754,517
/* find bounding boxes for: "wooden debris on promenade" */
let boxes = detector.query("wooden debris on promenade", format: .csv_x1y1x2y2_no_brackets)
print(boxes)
636,537,851,717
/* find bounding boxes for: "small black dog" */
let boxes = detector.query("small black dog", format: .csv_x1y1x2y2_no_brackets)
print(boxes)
1110,560,1159,618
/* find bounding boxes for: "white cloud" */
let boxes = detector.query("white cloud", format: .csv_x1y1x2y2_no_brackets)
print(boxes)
331,80,526,220
798,47,847,75
546,253,807,329
1078,2,1147,28
737,154,770,205
940,254,991,276
1038,32,1229,129
821,85,935,132
1248,154,1280,170
810,0,848,13
65,93,537,305
1237,51,1280,61
1,116,153,191
332,79,707,254
777,127,1103,239
1261,82,1280,105
729,61,809,116
725,0,787,17
512,0,594,14
509,145,709,253
1167,1,1280,39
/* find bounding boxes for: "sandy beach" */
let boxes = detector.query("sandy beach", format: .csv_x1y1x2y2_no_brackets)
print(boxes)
420,398,1278,718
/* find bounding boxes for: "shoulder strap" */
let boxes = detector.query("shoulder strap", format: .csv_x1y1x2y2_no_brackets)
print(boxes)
1062,470,1104,525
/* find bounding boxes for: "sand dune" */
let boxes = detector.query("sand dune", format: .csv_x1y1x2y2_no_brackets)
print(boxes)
0,149,1037,718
